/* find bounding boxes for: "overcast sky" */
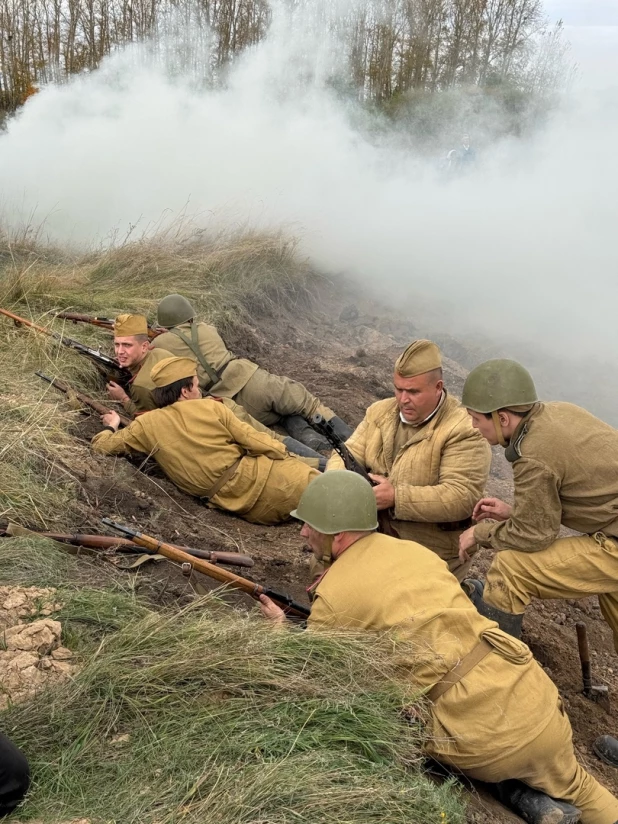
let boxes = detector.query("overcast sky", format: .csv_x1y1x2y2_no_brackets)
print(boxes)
544,0,618,87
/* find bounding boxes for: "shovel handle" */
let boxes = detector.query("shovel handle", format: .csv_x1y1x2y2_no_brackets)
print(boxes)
576,621,592,692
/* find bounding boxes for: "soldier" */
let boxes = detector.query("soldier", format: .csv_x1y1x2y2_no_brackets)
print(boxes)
151,294,352,451
260,472,618,824
458,359,618,645
0,732,29,817
326,339,491,580
105,313,174,415
92,356,319,525
107,313,324,467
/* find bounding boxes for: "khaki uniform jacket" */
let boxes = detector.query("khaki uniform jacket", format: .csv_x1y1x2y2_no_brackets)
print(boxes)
326,394,491,558
123,347,175,416
92,398,295,515
475,402,618,553
152,322,258,397
309,533,560,770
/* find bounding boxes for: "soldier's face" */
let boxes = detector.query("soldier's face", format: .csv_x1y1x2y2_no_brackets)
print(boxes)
300,523,331,561
181,375,202,400
394,372,443,424
468,410,498,444
114,336,149,367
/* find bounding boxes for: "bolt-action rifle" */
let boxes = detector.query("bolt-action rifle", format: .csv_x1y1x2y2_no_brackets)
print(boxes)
103,519,310,619
55,311,165,340
36,372,133,427
0,524,254,568
311,414,399,538
0,308,131,385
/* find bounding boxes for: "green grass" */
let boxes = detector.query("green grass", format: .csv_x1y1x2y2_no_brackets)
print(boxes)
0,537,465,824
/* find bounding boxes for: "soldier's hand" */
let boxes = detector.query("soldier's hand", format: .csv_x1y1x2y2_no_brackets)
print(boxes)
259,594,286,624
106,381,130,403
458,526,477,563
473,497,512,522
101,411,121,431
369,474,396,510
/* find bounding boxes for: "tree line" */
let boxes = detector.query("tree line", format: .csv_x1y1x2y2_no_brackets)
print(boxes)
0,0,569,113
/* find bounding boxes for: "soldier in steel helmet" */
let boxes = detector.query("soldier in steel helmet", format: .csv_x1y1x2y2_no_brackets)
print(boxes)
458,359,618,649
259,471,618,824
92,356,320,525
151,294,352,452
325,339,491,580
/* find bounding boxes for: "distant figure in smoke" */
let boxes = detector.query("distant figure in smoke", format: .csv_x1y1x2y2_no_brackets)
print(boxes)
458,133,476,167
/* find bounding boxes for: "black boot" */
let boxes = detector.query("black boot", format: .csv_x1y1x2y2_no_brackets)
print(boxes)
327,415,353,441
462,578,523,639
282,415,330,452
493,780,581,824
283,437,327,471
0,733,30,816
593,735,618,768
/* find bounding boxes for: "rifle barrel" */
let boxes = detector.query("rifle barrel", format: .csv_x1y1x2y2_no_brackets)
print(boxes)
36,372,133,428
54,311,165,340
24,531,254,568
102,519,309,617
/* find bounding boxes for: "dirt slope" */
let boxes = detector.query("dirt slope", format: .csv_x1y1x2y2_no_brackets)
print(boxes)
26,274,618,823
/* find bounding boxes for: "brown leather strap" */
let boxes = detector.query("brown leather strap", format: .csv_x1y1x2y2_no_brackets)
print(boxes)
437,517,473,532
201,458,242,502
428,639,493,703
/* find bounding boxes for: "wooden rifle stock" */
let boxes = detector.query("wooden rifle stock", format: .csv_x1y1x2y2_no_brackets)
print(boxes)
102,519,310,618
36,372,133,427
55,311,165,340
1,307,130,384
311,415,399,538
0,527,253,568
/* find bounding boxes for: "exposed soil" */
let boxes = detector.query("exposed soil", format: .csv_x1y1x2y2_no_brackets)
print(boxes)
8,274,618,822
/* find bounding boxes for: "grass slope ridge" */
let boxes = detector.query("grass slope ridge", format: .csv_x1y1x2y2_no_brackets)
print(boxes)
1,540,464,823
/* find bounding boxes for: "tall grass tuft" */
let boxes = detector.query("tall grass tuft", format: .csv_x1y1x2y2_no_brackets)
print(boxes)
0,538,465,824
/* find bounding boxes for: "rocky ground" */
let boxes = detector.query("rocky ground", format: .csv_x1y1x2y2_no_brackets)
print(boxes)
3,274,617,823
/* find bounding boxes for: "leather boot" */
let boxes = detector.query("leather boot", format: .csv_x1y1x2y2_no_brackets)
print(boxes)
283,437,327,471
462,578,523,639
593,735,618,768
493,780,581,824
327,415,353,441
282,415,330,452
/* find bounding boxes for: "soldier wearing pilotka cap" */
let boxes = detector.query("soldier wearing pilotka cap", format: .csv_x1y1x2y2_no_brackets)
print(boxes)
105,313,174,415
92,356,320,525
326,339,491,580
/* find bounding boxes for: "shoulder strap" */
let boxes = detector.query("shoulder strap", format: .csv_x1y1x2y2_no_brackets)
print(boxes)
428,639,493,702
171,323,221,389
201,458,242,502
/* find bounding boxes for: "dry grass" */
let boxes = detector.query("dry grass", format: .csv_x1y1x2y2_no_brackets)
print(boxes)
0,222,314,528
1,538,465,824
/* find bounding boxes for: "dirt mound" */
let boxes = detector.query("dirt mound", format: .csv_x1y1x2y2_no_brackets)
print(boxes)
0,586,77,710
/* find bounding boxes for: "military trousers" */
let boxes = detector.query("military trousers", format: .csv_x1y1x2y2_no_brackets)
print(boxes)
243,460,319,526
233,367,335,427
484,533,618,652
0,732,29,817
448,698,618,824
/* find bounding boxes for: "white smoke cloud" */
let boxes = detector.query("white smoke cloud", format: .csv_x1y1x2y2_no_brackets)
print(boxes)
1,1,617,399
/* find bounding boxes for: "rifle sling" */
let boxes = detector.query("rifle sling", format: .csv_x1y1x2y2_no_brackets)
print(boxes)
201,458,242,503
171,324,221,389
428,639,493,703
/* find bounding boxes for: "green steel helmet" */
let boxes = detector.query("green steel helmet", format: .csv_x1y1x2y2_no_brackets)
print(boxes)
157,294,195,328
291,470,379,534
462,359,538,413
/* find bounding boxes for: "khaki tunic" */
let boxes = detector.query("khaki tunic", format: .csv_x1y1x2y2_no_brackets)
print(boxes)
123,348,175,416
152,322,258,397
326,393,491,576
91,398,318,524
309,533,618,824
474,402,618,552
473,403,618,652
153,322,335,426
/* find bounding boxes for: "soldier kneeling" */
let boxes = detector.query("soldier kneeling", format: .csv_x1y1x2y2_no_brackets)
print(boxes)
260,471,618,824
